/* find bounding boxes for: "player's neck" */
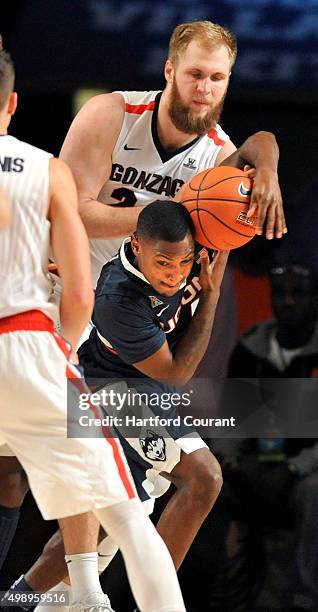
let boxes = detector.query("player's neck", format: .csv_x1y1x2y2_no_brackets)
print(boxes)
158,91,198,151
0,122,8,135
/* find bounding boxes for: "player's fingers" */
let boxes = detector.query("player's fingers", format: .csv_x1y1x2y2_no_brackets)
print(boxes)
275,205,288,238
244,165,256,178
255,201,268,235
273,205,283,239
265,204,276,239
247,187,261,217
211,250,229,278
198,247,209,263
217,250,229,266
212,252,229,288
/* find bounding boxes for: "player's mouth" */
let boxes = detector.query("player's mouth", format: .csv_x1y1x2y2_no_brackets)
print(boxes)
192,100,210,110
161,281,182,290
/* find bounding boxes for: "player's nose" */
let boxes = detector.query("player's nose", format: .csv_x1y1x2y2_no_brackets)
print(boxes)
196,77,210,94
167,268,183,283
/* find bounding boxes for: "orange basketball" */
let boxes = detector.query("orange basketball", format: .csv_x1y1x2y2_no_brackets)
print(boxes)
177,166,256,250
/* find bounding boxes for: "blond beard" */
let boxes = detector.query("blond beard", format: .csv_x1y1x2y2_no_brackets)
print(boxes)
168,78,225,136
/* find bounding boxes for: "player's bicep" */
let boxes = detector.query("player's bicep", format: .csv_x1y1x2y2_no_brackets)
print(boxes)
59,93,124,203
133,340,174,380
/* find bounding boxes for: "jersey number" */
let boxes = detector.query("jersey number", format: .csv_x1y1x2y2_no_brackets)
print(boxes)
111,187,137,207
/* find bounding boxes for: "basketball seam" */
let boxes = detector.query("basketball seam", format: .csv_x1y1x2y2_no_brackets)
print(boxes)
191,207,254,237
189,174,250,192
182,197,252,205
195,170,211,245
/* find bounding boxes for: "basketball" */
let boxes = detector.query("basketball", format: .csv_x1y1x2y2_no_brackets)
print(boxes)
177,166,256,250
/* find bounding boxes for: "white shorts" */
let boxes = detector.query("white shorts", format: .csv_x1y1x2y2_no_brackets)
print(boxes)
0,310,136,520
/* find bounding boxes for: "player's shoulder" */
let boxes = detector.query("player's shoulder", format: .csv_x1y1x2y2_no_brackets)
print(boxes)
96,256,137,296
76,92,126,126
115,90,160,115
96,254,153,313
117,90,159,104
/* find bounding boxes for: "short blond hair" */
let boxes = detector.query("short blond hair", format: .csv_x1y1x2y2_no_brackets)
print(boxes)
168,20,237,67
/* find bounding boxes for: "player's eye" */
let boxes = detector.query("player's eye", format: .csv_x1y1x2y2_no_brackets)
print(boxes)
211,73,225,81
157,261,169,267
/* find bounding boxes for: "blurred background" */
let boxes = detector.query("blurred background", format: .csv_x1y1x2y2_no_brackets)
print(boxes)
2,0,317,192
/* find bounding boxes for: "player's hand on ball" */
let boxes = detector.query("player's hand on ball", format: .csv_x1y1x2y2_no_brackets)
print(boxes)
247,166,287,240
199,250,229,297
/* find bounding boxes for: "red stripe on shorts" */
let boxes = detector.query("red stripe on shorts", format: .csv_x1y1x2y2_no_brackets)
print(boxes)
207,128,226,146
69,377,135,500
125,101,155,114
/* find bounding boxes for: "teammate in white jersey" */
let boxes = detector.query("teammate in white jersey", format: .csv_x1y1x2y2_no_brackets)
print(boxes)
1,20,286,606
0,40,186,612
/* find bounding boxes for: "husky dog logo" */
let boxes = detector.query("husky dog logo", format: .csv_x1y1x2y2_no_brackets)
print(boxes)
238,181,252,198
149,295,164,308
140,430,166,461
183,157,197,170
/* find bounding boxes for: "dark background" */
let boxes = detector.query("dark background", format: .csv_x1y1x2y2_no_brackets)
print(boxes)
1,0,318,204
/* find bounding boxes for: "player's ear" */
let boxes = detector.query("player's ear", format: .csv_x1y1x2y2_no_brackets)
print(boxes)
164,59,174,83
7,92,17,116
131,233,141,256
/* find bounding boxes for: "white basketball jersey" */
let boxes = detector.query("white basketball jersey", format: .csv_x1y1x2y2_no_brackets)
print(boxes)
90,90,230,286
0,135,55,319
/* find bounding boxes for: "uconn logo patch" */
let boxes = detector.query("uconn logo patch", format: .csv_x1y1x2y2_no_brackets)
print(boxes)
140,430,166,461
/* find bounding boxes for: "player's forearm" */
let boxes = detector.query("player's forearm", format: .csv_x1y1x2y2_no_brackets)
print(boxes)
171,290,219,384
59,289,94,351
221,131,279,172
79,198,143,239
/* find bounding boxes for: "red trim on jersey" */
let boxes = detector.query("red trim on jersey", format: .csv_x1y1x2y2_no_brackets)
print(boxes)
0,310,54,334
69,377,135,500
0,310,135,500
125,101,155,114
208,128,225,146
104,344,118,355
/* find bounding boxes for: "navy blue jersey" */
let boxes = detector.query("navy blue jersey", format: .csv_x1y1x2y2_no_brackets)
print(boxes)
79,238,213,380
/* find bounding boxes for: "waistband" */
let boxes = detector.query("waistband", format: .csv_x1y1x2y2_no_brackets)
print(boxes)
0,310,54,334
